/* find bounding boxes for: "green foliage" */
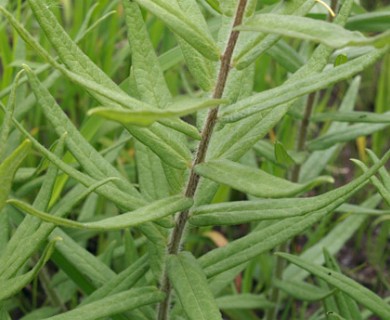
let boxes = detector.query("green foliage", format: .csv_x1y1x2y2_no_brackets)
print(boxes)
0,0,389,319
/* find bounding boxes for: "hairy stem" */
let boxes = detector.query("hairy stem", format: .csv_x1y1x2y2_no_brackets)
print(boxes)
157,1,248,319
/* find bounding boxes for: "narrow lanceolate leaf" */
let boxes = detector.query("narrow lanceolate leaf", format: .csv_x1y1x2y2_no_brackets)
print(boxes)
221,47,388,123
323,249,363,320
311,111,390,123
42,287,165,320
216,294,274,310
346,11,390,33
80,255,149,305
175,0,216,91
0,140,31,212
88,98,226,127
352,158,390,205
0,237,60,300
167,252,222,320
8,195,193,231
367,149,390,191
307,122,390,151
0,70,24,159
194,159,333,198
197,149,390,276
273,279,334,302
190,152,388,227
189,168,359,227
27,0,120,92
237,14,390,48
233,0,314,70
274,140,296,166
133,0,220,61
276,253,390,319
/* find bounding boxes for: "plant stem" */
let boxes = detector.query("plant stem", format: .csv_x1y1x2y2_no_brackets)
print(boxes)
157,1,248,319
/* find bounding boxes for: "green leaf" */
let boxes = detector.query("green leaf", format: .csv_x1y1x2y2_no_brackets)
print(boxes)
8,195,193,230
0,237,60,301
323,249,363,320
194,159,333,198
274,140,296,166
221,47,388,123
204,0,221,14
311,111,390,123
334,54,348,67
197,149,390,276
133,0,220,61
233,0,315,70
189,171,359,226
346,11,390,33
276,252,390,319
167,252,222,320
80,255,149,306
124,0,172,109
49,229,116,294
42,287,164,320
0,135,65,280
175,0,216,91
367,149,390,191
216,294,274,310
307,122,390,151
0,70,24,159
273,278,334,302
123,0,188,201
266,40,304,73
88,98,226,126
0,139,31,212
26,0,120,93
352,158,390,205
237,14,390,48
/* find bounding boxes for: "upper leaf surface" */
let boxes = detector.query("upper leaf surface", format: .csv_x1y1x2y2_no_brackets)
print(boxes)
134,0,220,61
0,140,31,212
167,252,222,320
195,159,333,198
42,287,164,320
237,14,390,48
89,98,226,127
8,195,193,230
